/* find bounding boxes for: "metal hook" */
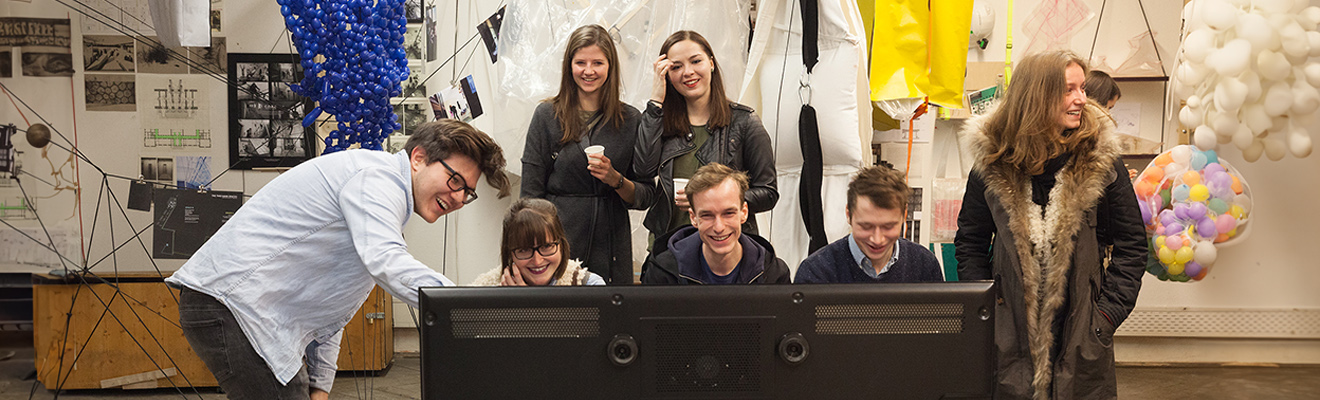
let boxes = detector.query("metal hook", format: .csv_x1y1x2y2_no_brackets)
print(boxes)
798,69,811,105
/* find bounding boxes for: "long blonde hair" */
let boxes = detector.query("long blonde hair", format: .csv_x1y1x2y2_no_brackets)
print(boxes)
550,25,625,144
981,50,1101,174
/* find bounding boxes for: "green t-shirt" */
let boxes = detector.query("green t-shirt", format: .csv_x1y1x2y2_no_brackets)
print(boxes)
666,125,710,233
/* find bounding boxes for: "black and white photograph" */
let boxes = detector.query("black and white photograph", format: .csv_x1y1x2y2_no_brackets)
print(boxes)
271,82,299,102
239,100,277,119
238,138,266,157
402,62,426,98
404,0,423,23
395,100,428,135
405,24,424,60
237,62,269,81
85,74,136,112
476,6,505,63
21,51,74,76
0,49,10,78
157,158,174,182
274,138,306,157
277,63,297,82
227,53,314,169
83,35,135,72
425,6,437,61
236,81,269,101
140,157,157,181
135,36,187,74
238,119,270,139
189,37,227,75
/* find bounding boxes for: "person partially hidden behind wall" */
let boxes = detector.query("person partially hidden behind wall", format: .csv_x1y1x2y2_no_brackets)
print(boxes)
640,163,790,284
795,165,943,283
167,119,510,400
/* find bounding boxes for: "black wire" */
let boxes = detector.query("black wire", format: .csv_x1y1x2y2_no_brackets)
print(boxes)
56,0,237,91
767,0,797,239
1135,0,1166,76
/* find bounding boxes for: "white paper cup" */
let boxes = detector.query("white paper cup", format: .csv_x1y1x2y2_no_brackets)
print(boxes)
672,178,689,194
584,145,605,157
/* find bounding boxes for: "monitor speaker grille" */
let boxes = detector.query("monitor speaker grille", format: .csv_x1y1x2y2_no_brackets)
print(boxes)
450,307,599,338
654,322,762,393
815,303,964,335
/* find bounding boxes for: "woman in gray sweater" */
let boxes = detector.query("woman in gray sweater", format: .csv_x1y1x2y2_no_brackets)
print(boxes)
520,25,654,285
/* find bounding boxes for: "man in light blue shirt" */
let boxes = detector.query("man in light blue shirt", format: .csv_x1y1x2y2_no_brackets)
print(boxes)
167,119,509,399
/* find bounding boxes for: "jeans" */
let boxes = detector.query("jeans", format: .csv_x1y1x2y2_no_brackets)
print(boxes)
178,286,310,399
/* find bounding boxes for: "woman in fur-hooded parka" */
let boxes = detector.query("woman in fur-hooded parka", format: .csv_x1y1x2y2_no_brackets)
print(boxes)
954,51,1149,400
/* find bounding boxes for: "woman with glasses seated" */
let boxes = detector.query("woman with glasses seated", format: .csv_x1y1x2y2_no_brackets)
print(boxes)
471,198,605,286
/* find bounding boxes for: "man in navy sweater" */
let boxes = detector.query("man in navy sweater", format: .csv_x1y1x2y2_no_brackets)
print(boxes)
795,166,943,283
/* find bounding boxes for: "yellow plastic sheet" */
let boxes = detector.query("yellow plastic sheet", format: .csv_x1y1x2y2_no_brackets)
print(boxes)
868,0,973,109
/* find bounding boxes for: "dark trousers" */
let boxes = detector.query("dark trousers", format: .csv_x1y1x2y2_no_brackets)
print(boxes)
178,286,310,399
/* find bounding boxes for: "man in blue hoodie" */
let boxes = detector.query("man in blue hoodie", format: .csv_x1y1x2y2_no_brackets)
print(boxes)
641,163,790,284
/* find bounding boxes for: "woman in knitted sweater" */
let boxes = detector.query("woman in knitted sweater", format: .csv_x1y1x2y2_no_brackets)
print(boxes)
470,198,604,286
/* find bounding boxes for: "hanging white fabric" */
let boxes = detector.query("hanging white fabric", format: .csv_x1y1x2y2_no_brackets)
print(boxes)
148,0,211,48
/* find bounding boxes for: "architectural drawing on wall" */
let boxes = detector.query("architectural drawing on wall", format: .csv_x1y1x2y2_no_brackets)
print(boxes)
152,188,241,259
139,75,212,151
0,196,37,220
79,0,155,36
84,74,136,112
154,78,199,117
0,226,78,267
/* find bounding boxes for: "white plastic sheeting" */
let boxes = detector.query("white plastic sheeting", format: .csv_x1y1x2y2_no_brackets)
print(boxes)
494,0,752,176
739,0,869,273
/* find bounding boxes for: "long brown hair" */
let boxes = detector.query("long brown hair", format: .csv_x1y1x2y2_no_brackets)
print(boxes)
981,50,1100,174
551,25,625,145
499,198,571,283
659,30,731,138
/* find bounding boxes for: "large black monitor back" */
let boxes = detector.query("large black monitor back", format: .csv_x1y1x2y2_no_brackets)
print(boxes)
419,282,995,399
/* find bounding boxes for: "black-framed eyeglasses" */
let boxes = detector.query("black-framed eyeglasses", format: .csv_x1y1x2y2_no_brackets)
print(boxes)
439,158,479,204
512,241,560,260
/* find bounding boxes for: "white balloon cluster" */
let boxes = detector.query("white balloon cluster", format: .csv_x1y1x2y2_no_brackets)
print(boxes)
1174,0,1320,161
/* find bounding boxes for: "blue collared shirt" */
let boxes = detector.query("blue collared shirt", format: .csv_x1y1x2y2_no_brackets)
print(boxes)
167,150,454,392
846,233,901,279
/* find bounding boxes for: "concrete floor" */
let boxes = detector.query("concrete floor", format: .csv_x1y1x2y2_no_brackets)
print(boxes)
2,333,1318,399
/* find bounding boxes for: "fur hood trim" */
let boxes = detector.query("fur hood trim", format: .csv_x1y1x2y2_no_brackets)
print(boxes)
959,102,1120,399
469,259,592,286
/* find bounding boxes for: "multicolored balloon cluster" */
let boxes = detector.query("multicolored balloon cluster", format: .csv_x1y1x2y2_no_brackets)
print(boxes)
1135,145,1252,282
278,0,409,153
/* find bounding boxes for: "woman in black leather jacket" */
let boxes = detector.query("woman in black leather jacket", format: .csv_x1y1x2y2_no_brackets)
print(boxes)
634,30,778,239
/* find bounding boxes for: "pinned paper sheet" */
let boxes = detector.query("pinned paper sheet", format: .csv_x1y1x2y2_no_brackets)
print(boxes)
873,110,936,143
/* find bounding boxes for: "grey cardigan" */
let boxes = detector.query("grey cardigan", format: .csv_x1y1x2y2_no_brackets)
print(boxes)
521,102,655,285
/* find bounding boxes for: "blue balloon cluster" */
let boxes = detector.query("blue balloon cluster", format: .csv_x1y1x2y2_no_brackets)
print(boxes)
278,0,410,153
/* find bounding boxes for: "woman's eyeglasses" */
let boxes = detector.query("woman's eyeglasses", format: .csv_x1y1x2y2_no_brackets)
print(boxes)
512,242,560,260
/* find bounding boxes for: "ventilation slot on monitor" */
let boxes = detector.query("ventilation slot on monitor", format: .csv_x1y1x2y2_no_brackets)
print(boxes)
815,303,964,335
654,322,762,394
450,307,599,339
